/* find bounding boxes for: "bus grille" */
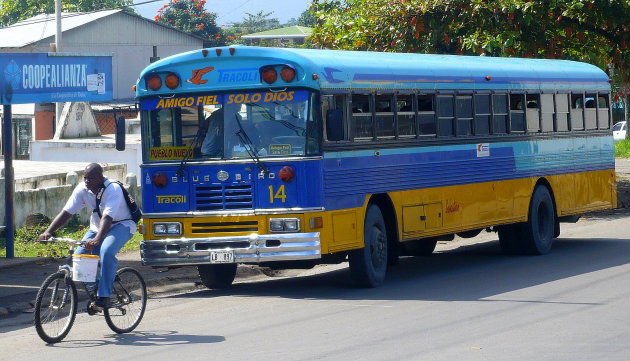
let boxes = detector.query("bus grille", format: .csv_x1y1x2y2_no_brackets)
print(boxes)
191,221,259,234
194,184,253,211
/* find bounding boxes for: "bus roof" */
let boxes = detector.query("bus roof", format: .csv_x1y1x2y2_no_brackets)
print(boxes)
136,46,610,98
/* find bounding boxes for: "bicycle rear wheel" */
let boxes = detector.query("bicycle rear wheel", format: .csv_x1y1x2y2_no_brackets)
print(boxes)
104,267,147,334
34,271,78,344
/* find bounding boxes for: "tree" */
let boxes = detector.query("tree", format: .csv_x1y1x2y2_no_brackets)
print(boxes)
223,10,282,45
296,5,316,27
312,0,630,116
0,0,133,27
155,0,224,46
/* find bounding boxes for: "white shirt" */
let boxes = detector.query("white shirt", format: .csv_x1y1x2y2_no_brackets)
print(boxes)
63,179,136,234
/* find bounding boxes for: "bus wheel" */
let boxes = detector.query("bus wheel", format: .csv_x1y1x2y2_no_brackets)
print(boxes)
349,205,388,287
401,238,438,256
521,186,556,255
197,264,237,289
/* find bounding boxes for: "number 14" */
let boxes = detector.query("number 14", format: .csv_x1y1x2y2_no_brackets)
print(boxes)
268,185,286,203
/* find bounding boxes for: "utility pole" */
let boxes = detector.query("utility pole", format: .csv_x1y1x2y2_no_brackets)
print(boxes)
55,0,63,125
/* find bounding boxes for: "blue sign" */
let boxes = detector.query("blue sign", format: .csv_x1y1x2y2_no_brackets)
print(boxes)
1,53,112,105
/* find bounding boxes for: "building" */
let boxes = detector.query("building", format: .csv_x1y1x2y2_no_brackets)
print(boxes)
0,9,205,100
0,10,205,174
241,26,312,46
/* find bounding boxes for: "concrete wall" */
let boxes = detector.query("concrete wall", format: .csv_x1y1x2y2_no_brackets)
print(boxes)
0,170,140,229
30,135,142,185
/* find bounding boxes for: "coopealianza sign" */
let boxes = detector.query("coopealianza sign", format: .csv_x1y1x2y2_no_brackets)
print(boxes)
1,53,112,105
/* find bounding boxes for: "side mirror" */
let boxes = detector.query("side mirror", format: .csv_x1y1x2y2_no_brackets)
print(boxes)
325,109,344,141
115,116,126,151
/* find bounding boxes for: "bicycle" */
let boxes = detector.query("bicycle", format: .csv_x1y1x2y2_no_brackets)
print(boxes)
34,237,147,344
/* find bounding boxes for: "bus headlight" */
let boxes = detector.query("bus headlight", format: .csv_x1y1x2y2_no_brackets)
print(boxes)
269,218,300,233
153,222,182,236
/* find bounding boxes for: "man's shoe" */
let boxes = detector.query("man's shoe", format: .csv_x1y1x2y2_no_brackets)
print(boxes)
95,297,114,309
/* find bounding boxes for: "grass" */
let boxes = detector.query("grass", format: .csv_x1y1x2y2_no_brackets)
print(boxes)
0,219,143,258
615,139,630,158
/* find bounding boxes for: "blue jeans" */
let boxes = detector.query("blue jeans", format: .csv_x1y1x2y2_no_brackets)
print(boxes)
74,223,133,298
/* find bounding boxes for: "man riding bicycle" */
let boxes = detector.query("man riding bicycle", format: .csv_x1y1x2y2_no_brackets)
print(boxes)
38,163,136,309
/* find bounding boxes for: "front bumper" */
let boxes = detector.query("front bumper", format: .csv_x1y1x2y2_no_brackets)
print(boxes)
141,232,321,267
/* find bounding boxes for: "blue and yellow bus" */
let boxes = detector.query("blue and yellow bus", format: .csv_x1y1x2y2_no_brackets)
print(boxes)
135,46,615,288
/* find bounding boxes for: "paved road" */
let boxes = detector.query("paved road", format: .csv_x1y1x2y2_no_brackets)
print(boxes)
2,210,630,360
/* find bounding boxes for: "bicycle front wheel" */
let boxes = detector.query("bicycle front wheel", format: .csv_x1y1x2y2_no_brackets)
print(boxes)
104,267,147,334
34,271,78,344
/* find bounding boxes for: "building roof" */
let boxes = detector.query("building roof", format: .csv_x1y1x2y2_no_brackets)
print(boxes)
241,26,312,40
0,9,205,49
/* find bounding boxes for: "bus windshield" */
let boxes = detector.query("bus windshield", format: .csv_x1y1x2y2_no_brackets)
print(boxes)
141,90,318,161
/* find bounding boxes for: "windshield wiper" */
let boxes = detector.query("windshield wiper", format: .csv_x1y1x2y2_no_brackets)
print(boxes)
234,114,268,174
176,122,206,177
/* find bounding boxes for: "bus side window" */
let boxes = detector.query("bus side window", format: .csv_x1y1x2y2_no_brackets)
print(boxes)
455,95,473,136
526,94,540,132
437,95,454,136
375,93,395,138
474,94,491,135
555,93,570,132
571,93,585,130
584,93,597,130
352,93,373,139
597,94,610,129
418,94,436,136
323,94,347,141
397,93,416,137
509,94,525,132
492,94,508,134
540,94,554,132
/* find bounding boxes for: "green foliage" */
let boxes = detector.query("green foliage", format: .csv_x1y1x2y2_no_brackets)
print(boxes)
155,0,223,45
0,0,134,27
311,0,630,83
223,10,282,45
296,6,316,27
0,221,143,258
615,140,630,158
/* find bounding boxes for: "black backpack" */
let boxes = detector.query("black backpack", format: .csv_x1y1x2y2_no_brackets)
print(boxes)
95,181,142,223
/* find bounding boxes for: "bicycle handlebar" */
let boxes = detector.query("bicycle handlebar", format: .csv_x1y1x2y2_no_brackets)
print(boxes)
42,237,84,245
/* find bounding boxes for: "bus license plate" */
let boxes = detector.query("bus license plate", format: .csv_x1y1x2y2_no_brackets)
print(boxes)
210,250,234,263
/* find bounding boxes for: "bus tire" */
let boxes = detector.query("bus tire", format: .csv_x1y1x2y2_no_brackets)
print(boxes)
401,238,438,256
349,205,388,287
197,263,237,289
521,186,556,255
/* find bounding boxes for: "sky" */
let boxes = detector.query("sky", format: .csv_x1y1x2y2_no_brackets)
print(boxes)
132,0,311,26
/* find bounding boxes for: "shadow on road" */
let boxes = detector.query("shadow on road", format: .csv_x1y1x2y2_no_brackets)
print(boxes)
168,237,630,303
44,330,225,348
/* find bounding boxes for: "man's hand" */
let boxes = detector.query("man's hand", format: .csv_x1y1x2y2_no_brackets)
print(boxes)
38,231,53,242
83,238,101,251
